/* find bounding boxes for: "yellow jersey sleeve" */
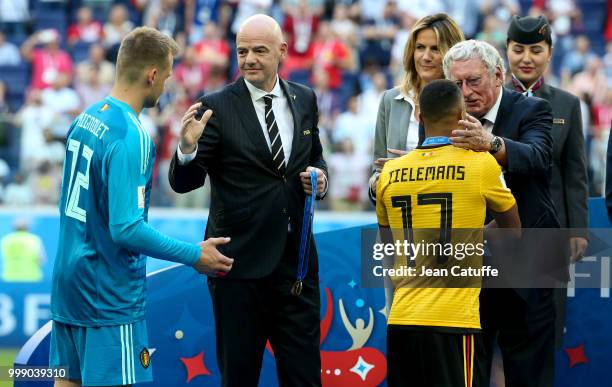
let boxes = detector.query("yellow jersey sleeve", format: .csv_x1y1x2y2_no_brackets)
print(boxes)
376,164,390,227
480,154,516,213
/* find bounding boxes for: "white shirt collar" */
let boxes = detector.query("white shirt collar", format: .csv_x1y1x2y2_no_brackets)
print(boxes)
481,87,503,125
244,75,283,100
394,88,413,102
394,89,416,111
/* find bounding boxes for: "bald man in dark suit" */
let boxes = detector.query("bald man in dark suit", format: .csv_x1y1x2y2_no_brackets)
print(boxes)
169,14,328,387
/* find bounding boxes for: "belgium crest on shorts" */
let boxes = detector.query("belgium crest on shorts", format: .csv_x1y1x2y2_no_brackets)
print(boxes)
140,348,150,368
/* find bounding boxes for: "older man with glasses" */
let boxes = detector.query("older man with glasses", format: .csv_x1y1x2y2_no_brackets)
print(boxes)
437,40,560,387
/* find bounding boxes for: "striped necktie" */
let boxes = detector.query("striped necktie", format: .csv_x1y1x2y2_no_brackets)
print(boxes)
263,94,286,174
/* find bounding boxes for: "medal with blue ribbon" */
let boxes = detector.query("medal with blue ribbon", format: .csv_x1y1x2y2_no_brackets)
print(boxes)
421,136,452,146
291,169,317,296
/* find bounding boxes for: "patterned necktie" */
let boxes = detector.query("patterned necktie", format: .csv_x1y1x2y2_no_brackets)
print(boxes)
511,75,544,97
263,94,286,174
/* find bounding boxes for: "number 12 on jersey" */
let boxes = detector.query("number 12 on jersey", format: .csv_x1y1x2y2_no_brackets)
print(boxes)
65,139,93,222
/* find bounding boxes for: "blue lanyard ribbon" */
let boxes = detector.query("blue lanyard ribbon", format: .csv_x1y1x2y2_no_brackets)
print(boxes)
421,136,452,146
291,169,317,296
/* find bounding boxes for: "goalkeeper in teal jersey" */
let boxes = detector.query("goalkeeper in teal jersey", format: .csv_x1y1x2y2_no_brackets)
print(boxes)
50,27,229,387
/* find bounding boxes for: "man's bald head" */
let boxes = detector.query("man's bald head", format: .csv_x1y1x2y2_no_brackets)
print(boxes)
236,14,287,92
237,14,283,45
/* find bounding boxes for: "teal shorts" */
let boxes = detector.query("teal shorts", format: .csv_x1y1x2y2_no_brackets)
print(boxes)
49,320,153,386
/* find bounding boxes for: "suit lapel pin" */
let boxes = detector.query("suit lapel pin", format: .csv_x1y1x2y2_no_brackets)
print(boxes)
292,94,296,100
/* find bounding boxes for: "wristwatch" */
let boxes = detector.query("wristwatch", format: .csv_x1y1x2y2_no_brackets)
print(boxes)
490,136,503,154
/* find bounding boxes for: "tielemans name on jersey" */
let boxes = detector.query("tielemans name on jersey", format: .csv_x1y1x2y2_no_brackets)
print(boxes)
387,165,466,184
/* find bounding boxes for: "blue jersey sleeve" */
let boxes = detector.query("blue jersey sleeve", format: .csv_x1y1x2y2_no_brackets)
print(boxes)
106,140,200,266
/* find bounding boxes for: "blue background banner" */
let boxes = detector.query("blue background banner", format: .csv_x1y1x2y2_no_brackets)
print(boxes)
4,198,612,386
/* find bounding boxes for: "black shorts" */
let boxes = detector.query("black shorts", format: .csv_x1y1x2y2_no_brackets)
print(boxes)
387,325,485,387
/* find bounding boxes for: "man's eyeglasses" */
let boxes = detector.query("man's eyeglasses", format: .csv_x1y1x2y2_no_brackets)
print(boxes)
454,77,482,89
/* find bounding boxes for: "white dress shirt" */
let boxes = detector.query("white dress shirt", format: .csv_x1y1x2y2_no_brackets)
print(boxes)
243,75,294,163
394,91,421,150
480,88,504,132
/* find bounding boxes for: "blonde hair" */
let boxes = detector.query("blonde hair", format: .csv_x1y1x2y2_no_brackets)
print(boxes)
116,27,179,84
400,14,465,99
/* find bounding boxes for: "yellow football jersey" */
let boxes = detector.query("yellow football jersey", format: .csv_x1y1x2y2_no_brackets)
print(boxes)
376,144,516,330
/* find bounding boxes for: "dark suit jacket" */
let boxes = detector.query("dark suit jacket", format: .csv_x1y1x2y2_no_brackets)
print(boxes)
521,84,588,234
168,77,328,279
491,90,566,306
492,89,559,228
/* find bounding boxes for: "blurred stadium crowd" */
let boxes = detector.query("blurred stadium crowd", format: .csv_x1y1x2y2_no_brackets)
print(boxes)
0,0,609,210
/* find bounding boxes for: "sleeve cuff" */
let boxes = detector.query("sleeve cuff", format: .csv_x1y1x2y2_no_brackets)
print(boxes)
186,244,200,266
177,143,198,165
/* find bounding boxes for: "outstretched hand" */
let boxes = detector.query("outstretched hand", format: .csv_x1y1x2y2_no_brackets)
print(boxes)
180,102,213,154
374,148,408,168
192,237,234,276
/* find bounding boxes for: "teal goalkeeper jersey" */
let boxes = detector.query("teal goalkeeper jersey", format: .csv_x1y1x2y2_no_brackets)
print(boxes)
51,96,200,327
